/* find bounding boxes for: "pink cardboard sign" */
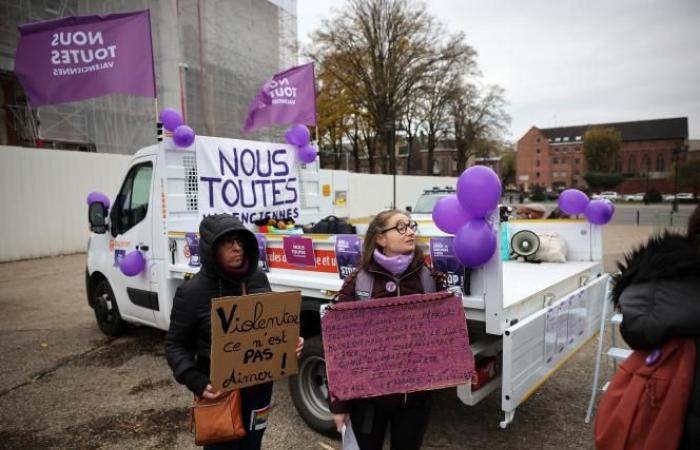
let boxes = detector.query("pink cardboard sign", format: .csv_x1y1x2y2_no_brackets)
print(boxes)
321,291,475,401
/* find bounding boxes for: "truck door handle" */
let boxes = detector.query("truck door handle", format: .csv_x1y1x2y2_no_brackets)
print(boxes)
137,244,150,252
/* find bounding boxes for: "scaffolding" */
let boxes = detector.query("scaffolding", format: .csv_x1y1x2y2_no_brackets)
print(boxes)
0,0,298,154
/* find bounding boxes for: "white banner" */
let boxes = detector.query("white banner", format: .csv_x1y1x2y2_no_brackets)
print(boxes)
196,136,301,225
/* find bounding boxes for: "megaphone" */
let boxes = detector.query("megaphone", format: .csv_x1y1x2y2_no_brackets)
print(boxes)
510,230,540,261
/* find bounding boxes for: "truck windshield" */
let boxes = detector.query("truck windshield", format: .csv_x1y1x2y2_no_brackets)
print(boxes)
413,194,448,213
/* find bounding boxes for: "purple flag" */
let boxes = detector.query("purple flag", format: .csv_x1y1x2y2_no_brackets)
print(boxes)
14,10,156,107
243,62,317,133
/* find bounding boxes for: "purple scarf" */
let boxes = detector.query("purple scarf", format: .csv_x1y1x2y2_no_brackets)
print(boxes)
373,249,413,277
220,259,250,280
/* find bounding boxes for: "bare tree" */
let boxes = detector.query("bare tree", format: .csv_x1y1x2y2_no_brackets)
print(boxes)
451,84,510,172
310,0,460,173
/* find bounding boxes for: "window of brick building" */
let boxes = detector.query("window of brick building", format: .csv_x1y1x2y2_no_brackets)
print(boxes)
656,154,665,171
536,172,540,178
553,157,559,164
628,155,636,173
536,148,541,154
537,137,541,142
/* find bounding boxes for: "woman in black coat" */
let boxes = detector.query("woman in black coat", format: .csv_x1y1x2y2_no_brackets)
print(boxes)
165,214,302,450
612,205,700,450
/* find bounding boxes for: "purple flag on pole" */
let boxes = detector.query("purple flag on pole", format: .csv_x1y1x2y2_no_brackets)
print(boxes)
243,62,317,133
14,10,156,107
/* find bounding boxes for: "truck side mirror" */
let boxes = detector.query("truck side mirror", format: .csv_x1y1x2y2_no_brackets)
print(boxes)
88,202,108,234
405,206,412,212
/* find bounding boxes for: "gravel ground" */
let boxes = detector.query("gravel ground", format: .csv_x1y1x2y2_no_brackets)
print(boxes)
0,225,654,449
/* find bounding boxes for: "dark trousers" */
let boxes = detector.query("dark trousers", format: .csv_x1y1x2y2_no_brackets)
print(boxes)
349,392,431,450
203,382,273,450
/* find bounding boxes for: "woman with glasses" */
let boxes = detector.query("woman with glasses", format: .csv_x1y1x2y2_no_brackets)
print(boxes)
329,209,447,450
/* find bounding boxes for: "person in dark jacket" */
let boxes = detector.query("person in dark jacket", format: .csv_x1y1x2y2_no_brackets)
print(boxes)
611,205,700,450
330,209,447,450
165,214,303,450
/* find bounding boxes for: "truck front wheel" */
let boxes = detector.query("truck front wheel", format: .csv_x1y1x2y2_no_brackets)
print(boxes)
289,335,337,437
92,279,127,336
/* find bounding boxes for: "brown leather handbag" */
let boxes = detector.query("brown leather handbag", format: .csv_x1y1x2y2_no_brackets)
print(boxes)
191,389,246,446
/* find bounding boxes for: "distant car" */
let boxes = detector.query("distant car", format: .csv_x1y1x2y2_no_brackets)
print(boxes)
593,191,619,202
623,193,645,202
663,194,676,202
677,193,697,203
545,191,560,200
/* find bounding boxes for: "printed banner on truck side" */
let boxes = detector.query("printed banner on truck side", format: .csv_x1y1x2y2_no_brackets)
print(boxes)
196,136,301,226
210,291,301,391
322,291,475,401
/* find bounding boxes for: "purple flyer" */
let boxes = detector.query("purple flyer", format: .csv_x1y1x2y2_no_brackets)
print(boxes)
185,233,200,267
113,249,125,267
283,236,316,267
430,237,465,290
255,233,269,272
335,235,361,279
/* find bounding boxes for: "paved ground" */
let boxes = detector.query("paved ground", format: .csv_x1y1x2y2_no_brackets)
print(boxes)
0,224,667,449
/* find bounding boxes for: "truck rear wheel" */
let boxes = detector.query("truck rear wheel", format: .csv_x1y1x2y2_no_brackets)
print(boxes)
92,279,126,336
289,335,337,437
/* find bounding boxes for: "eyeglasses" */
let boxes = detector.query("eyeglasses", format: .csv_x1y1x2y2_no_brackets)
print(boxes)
218,235,243,250
380,220,418,235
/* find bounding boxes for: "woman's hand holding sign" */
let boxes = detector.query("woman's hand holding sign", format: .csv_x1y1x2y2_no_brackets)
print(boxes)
200,384,224,400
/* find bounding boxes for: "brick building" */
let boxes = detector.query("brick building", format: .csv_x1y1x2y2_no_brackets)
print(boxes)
516,117,689,194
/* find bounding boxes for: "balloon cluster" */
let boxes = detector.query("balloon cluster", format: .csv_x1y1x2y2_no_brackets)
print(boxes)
558,189,614,225
159,108,195,148
432,166,502,268
285,124,317,164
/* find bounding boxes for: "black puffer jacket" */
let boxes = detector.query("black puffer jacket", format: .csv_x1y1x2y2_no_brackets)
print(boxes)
165,214,271,396
612,233,700,450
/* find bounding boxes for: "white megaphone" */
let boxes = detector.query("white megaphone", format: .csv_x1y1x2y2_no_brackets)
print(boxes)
510,230,540,262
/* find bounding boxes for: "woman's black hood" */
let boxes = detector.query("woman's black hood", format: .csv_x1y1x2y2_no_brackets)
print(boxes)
198,214,259,281
611,232,700,308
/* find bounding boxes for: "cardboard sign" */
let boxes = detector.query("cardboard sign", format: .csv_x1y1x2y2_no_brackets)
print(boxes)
322,291,475,401
210,291,301,391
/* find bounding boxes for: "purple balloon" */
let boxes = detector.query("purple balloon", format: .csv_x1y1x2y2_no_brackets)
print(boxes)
119,250,146,277
285,124,311,147
453,219,497,268
173,125,195,147
432,194,473,234
584,199,614,225
456,166,502,218
298,144,317,163
558,189,589,215
86,191,110,210
159,108,184,132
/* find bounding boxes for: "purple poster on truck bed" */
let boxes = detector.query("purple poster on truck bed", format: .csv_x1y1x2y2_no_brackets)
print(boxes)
335,235,361,279
282,236,316,267
185,232,200,267
430,237,465,291
255,233,269,272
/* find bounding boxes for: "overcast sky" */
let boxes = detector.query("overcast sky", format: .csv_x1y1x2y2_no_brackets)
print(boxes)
296,0,700,141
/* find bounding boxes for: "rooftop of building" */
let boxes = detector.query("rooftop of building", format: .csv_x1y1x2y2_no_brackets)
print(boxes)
536,117,688,143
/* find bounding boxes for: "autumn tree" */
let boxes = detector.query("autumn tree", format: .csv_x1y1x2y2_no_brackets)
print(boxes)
583,126,623,189
310,0,466,173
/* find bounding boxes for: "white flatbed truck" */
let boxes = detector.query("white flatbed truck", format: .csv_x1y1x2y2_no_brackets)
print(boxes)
85,136,608,435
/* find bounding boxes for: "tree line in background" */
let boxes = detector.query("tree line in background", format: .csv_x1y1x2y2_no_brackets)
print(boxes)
307,0,511,176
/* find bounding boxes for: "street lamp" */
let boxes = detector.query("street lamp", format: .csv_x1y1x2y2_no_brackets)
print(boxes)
384,118,396,209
